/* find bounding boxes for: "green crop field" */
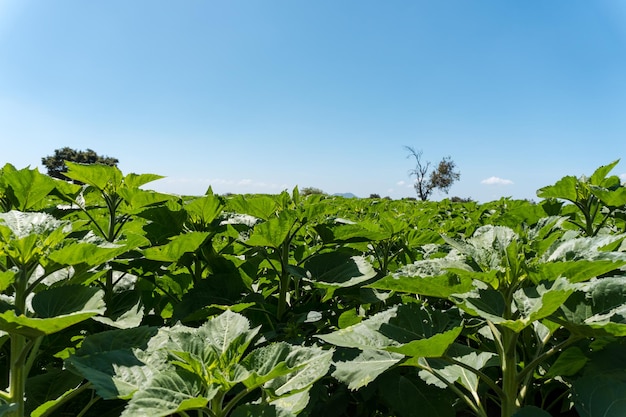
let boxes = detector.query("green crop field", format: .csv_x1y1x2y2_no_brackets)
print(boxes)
0,160,625,417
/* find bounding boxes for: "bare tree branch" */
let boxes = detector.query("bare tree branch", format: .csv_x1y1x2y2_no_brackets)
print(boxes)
405,147,460,201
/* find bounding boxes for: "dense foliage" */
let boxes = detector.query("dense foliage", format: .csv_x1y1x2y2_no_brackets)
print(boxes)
41,147,119,182
0,160,625,417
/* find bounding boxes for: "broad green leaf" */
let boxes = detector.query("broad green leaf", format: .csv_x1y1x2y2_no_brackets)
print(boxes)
386,326,462,357
184,194,224,224
327,222,388,242
228,195,278,220
289,253,377,289
541,234,626,263
378,373,455,417
591,186,626,208
544,347,588,378
26,370,84,417
0,270,15,292
93,290,144,329
537,176,579,202
143,231,209,262
0,286,104,337
338,309,362,328
76,325,158,353
450,283,505,322
589,160,619,186
171,273,255,322
117,188,172,214
138,204,187,244
264,345,333,397
120,369,214,417
65,161,123,191
247,211,297,248
0,309,103,337
418,347,496,394
199,309,258,358
2,166,56,211
48,241,127,267
531,260,626,284
317,307,401,350
123,172,164,188
162,310,259,386
32,285,105,318
510,278,576,329
319,304,460,351
559,277,626,336
67,327,161,400
332,349,403,390
0,210,68,239
444,225,519,272
573,375,626,417
370,268,475,299
270,390,308,416
241,343,295,388
453,278,575,332
168,350,213,383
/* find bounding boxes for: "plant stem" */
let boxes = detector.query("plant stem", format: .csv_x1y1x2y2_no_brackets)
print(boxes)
9,334,26,417
500,327,520,417
9,268,30,417
221,387,255,417
443,356,505,399
421,361,488,417
276,241,291,320
517,334,582,398
41,383,95,417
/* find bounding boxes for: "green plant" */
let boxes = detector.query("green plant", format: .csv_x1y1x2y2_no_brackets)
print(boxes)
0,210,128,416
537,160,626,236
322,221,626,417
41,147,119,182
67,310,333,417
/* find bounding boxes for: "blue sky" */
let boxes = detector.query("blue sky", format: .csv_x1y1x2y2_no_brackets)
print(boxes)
1,1,625,201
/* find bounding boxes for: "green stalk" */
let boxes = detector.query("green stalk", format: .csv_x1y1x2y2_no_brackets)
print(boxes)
39,383,94,417
500,327,520,417
9,268,30,417
418,359,488,417
211,391,225,416
276,241,291,320
221,387,256,417
9,334,26,417
443,356,505,399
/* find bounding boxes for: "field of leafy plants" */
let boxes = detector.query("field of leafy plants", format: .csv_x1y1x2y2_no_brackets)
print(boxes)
0,160,625,417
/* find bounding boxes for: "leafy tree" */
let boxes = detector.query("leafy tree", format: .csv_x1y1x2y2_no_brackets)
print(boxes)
41,147,119,182
405,146,460,201
301,186,326,196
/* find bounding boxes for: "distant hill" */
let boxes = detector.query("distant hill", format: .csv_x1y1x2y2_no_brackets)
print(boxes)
332,192,358,198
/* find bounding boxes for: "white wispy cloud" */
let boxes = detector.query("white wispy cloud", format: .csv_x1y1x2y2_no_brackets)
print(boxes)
481,176,514,186
396,180,413,189
620,173,626,182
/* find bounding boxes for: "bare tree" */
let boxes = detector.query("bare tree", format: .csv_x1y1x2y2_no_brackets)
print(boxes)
405,146,460,201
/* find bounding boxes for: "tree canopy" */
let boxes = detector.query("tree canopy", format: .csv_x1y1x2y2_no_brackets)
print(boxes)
41,147,119,182
405,146,460,201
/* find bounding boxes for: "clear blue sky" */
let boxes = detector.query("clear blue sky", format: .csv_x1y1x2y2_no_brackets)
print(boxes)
1,1,625,201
